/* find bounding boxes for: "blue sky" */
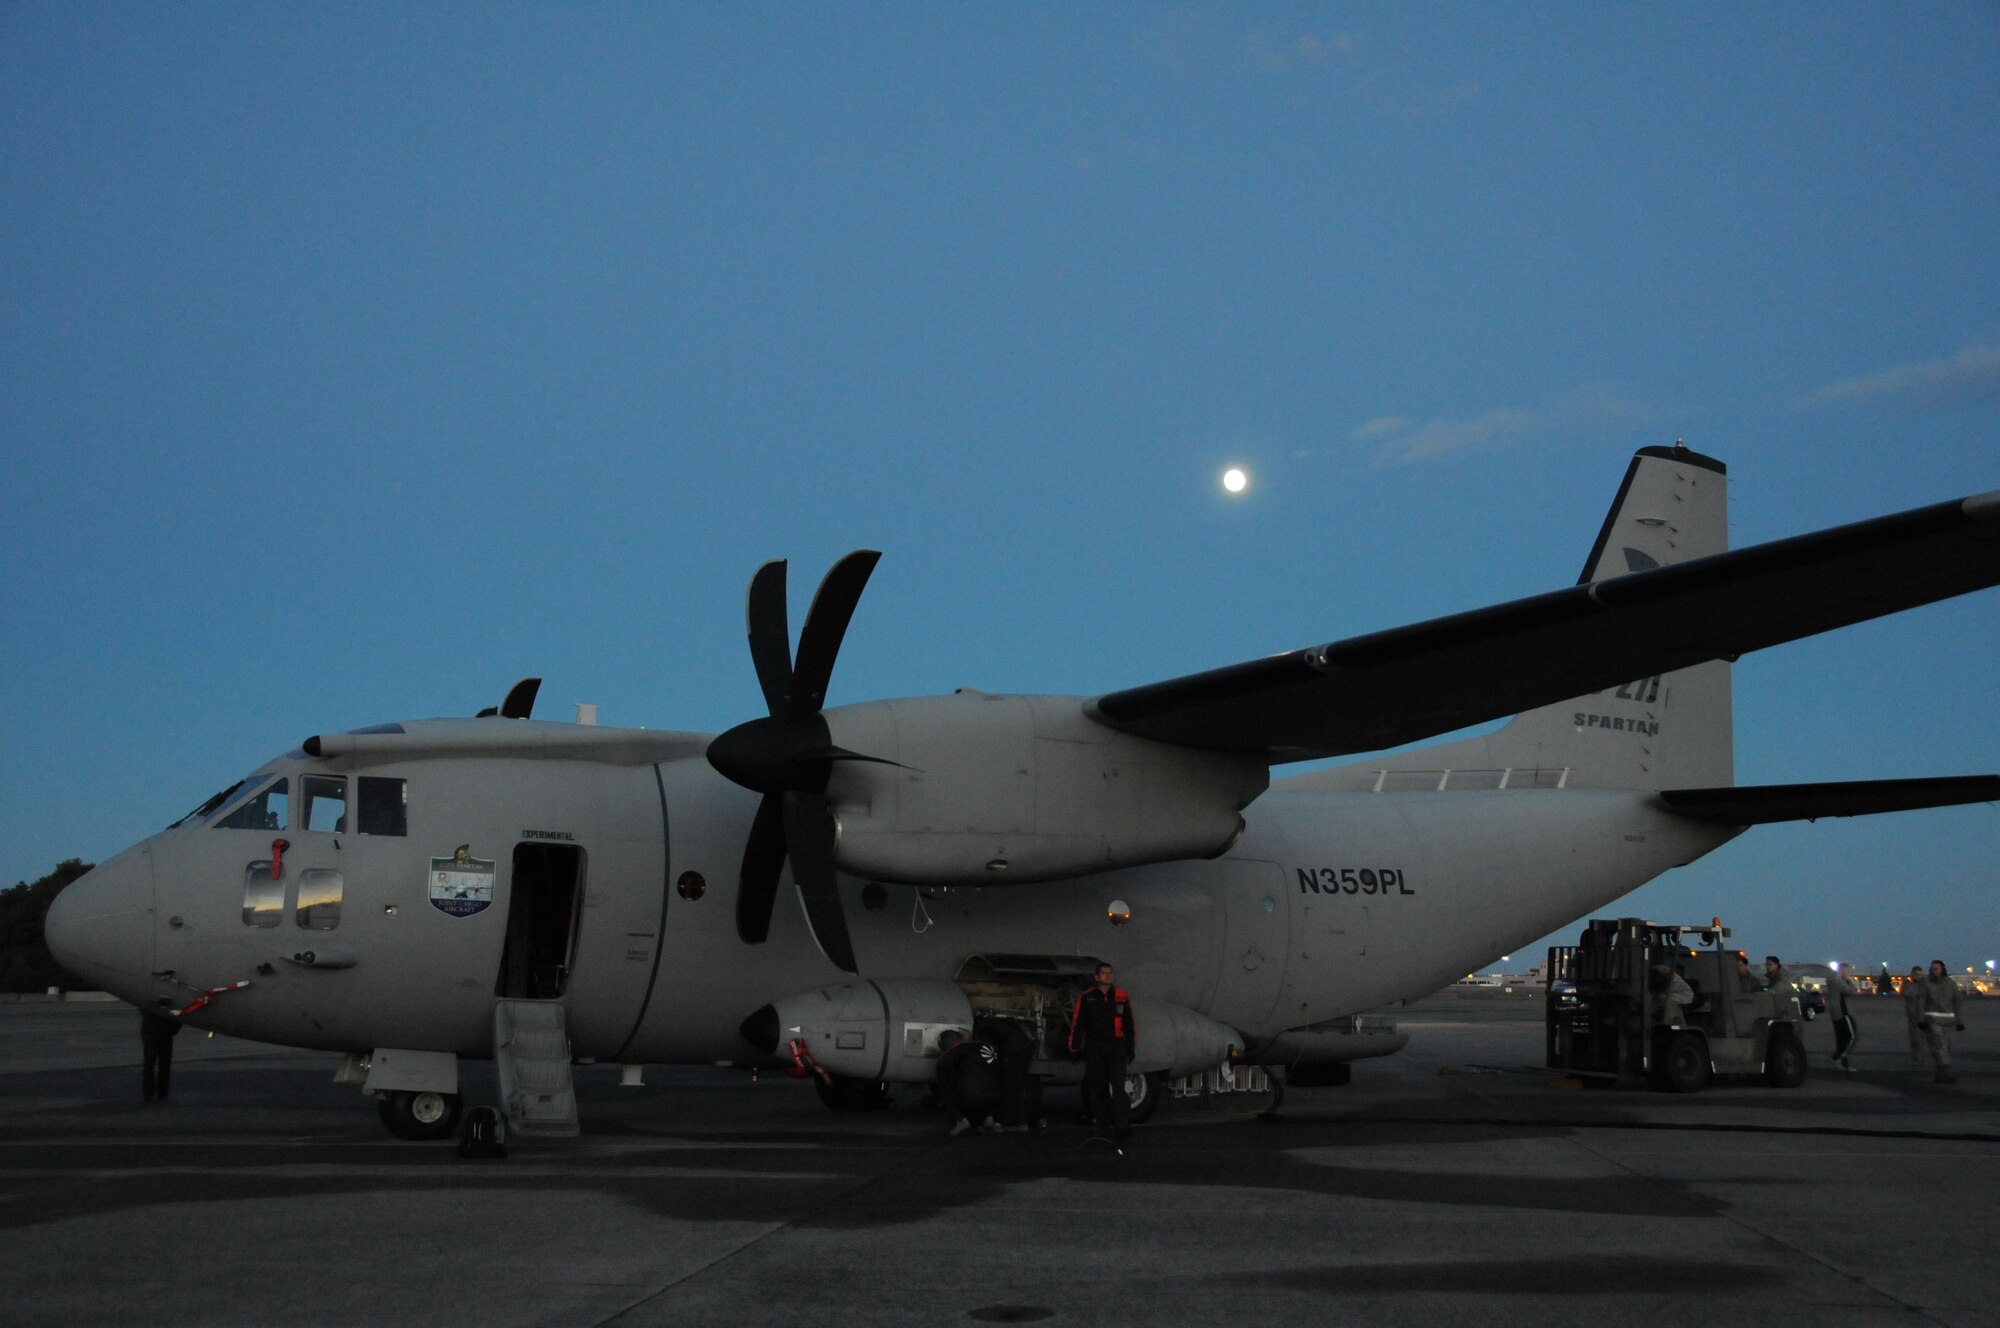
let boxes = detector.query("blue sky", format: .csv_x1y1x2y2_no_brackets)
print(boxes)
3,5,1995,973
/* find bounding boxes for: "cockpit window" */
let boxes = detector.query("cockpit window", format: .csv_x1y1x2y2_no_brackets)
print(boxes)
174,778,255,828
358,776,406,836
214,779,289,831
302,775,347,833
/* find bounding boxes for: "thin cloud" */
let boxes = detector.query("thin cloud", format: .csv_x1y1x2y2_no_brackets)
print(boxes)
1250,23,1481,123
1800,346,2000,412
1349,415,1410,441
1355,387,1657,469
1242,24,1358,73
1378,408,1534,465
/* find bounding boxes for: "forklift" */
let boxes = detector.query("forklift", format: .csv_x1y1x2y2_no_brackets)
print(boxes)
1546,918,1808,1093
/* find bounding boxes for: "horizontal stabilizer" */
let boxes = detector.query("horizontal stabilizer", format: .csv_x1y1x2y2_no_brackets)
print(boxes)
1658,775,2000,825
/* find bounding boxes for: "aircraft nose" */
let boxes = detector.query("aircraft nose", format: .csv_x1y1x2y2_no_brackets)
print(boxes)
44,847,156,992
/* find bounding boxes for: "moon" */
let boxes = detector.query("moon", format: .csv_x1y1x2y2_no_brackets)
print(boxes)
1222,467,1249,494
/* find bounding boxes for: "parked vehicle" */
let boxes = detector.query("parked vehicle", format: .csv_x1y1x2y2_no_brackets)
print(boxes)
1546,918,1808,1093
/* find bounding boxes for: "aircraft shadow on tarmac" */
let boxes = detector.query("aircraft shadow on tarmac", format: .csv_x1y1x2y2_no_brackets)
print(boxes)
9,1046,1994,1240
1205,1256,1785,1296
3,1083,1731,1238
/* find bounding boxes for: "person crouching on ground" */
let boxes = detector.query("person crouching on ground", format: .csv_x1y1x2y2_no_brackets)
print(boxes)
935,1029,1004,1135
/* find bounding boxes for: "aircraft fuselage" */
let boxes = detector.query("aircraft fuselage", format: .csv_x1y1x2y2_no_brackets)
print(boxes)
54,736,1738,1065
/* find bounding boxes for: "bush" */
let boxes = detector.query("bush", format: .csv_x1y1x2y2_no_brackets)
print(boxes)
1,859,94,992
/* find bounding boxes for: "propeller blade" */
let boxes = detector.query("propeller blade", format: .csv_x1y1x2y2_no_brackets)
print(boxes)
735,792,788,945
745,560,793,719
791,550,881,717
784,792,858,974
719,551,882,971
500,677,542,719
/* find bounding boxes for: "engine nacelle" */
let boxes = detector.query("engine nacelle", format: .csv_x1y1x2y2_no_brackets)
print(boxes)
822,692,1268,886
1126,996,1246,1078
746,978,974,1083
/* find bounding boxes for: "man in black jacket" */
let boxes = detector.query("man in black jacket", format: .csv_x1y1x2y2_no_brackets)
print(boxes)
141,1009,181,1103
936,1029,1004,1135
1069,963,1138,1138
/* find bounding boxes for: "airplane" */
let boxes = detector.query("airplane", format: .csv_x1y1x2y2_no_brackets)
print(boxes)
43,444,2000,1140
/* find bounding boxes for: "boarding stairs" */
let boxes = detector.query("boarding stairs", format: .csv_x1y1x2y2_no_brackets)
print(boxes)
493,999,580,1137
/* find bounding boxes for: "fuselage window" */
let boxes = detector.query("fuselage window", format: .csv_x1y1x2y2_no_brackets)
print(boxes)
358,776,407,836
242,862,283,927
296,868,343,930
216,779,289,832
302,775,347,833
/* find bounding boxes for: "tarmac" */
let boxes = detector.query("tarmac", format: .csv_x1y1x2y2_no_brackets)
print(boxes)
2,993,1994,1328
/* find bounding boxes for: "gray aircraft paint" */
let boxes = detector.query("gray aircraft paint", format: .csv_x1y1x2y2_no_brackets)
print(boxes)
78,751,1734,1062
43,446,1998,1119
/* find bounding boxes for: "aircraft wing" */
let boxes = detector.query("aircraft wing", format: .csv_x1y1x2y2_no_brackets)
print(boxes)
1658,776,2000,825
1089,491,2000,762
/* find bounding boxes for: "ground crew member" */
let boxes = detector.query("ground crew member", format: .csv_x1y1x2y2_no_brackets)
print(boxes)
1652,964,1693,1025
1917,960,1964,1084
935,1029,1004,1135
141,1009,181,1103
1761,955,1792,997
1824,967,1858,1071
1902,966,1927,1066
1069,962,1137,1138
978,1016,1040,1131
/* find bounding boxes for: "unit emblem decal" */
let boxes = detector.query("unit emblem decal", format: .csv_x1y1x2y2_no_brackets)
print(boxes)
429,845,495,918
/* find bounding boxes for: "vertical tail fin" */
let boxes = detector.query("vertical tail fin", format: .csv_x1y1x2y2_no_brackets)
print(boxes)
1318,445,1735,791
1554,443,1733,788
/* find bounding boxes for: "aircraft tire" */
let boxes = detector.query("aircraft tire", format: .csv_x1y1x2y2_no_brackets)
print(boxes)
1764,1030,1808,1088
1082,1070,1165,1125
379,1089,464,1141
1124,1070,1164,1124
1655,1031,1711,1094
813,1074,893,1112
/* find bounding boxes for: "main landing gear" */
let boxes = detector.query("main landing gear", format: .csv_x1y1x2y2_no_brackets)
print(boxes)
1080,1069,1165,1125
378,1089,464,1140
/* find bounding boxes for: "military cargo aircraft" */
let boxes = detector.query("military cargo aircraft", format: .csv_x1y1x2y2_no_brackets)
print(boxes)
44,445,2000,1138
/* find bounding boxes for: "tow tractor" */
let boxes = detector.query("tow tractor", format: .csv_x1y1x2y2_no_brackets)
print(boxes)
1546,918,1808,1093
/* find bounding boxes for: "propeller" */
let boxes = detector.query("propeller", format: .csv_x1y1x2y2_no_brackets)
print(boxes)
706,551,886,973
476,678,541,719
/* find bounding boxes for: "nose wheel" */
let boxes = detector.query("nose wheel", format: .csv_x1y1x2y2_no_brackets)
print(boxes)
378,1089,464,1141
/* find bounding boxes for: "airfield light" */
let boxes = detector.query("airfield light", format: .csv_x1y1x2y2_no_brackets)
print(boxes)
1222,467,1249,494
